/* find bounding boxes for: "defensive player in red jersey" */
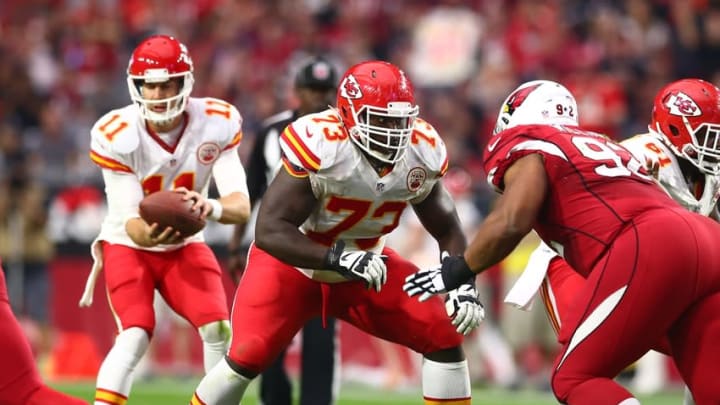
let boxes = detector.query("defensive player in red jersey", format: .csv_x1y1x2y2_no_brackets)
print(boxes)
0,259,88,405
405,80,720,404
511,78,720,405
190,60,483,405
83,35,250,405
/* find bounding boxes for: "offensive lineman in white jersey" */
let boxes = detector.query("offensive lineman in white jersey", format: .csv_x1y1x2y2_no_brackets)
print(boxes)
82,35,250,405
190,60,483,405
509,78,720,405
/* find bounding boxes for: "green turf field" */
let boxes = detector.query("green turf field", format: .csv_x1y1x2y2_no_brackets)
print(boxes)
53,378,686,404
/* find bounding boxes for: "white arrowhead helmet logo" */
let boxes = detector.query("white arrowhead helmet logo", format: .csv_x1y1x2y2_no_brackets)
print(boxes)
666,92,701,117
339,74,363,100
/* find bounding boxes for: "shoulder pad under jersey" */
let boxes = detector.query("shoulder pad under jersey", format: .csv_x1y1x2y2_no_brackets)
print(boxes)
189,97,244,149
90,105,140,156
408,118,449,178
280,109,344,173
620,133,662,160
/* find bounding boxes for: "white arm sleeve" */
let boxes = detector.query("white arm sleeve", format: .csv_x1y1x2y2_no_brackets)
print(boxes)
212,148,249,198
102,169,145,223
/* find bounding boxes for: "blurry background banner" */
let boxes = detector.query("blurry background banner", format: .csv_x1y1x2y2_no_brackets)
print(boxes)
407,6,483,87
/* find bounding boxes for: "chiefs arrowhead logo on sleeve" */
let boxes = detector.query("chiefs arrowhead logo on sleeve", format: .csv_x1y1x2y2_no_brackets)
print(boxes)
407,167,427,192
197,142,221,164
339,74,363,100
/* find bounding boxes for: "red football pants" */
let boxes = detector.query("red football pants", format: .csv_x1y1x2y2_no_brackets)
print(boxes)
547,209,720,405
227,244,463,373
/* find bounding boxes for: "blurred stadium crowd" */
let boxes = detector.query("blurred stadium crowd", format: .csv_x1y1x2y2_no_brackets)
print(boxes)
1,0,718,392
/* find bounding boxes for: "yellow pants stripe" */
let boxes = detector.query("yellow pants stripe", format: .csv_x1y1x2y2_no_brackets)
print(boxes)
190,393,206,405
95,388,127,405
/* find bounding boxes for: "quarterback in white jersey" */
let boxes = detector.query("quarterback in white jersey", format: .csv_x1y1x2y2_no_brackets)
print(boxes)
82,35,250,405
89,96,246,248
191,61,482,405
506,79,720,405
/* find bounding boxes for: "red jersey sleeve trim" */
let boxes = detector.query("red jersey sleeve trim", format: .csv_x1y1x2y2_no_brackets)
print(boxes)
439,154,449,177
223,130,243,151
281,156,309,178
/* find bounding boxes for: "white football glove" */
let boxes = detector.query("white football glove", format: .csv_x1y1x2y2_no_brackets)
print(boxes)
403,251,475,302
403,266,446,302
325,240,388,292
445,283,485,335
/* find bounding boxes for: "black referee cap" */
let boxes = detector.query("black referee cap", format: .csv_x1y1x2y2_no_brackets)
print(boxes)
294,57,337,90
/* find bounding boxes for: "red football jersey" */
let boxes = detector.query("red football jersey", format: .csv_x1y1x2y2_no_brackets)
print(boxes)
483,124,681,276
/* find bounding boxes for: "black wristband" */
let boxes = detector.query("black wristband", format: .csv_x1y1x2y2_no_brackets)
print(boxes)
323,240,345,270
442,255,476,291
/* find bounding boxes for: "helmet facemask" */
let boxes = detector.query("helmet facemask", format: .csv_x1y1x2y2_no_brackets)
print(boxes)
650,80,720,176
348,101,418,164
673,117,720,175
127,69,194,127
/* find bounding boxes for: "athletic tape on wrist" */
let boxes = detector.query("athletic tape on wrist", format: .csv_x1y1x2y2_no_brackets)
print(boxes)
208,198,223,221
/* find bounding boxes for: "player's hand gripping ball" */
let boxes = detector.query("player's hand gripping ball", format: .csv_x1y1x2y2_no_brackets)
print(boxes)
139,190,205,238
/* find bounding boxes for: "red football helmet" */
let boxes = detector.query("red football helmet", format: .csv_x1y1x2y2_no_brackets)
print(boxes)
650,78,720,175
127,35,194,124
336,61,419,164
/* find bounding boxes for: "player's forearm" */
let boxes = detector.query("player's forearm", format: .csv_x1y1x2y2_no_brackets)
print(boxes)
464,198,531,274
125,217,153,247
420,205,467,255
432,224,466,257
413,182,467,255
464,153,543,273
215,192,251,225
255,222,329,269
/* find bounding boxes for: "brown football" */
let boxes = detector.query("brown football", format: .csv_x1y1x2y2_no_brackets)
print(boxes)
139,190,206,238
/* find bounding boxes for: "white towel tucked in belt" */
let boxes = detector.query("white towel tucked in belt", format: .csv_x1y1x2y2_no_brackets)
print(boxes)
504,241,558,311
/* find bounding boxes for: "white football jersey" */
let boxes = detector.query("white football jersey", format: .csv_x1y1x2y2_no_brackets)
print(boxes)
90,97,243,249
621,132,720,217
279,109,448,280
